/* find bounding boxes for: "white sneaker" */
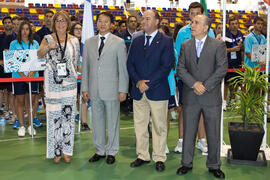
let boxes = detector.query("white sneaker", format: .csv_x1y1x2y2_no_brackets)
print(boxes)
196,139,208,153
3,111,9,120
174,139,183,153
165,145,170,154
171,110,177,120
28,126,36,136
18,126,26,137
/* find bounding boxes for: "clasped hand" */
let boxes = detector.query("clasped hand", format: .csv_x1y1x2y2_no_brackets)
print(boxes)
193,81,206,96
137,80,150,93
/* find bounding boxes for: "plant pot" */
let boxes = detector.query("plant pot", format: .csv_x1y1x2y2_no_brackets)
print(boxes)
228,122,265,161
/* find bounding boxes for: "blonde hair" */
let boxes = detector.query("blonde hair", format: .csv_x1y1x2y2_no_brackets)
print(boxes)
51,11,71,33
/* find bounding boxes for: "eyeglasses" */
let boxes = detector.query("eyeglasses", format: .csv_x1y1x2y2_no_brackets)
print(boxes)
74,28,82,31
55,19,67,23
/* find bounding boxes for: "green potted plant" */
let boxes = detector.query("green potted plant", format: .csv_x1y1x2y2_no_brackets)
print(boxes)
228,65,269,161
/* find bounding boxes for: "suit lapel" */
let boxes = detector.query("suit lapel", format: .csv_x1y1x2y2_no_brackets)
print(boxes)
92,35,99,59
190,38,198,68
198,36,210,65
145,32,162,60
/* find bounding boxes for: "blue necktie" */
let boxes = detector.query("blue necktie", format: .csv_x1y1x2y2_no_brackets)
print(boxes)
145,36,151,48
196,41,203,58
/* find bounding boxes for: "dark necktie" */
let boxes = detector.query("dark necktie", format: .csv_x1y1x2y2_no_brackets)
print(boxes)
145,35,151,48
99,36,105,56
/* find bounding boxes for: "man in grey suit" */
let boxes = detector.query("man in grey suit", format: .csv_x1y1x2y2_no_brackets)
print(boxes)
81,12,129,165
176,15,227,178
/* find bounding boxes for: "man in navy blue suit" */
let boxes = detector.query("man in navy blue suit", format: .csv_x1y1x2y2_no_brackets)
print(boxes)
127,10,174,172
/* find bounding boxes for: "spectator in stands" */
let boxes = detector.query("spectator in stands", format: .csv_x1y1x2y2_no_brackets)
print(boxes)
82,12,128,165
128,10,174,172
118,20,127,36
69,22,90,131
174,1,215,154
223,16,244,110
9,21,40,137
29,21,41,44
160,18,172,36
37,10,80,163
35,10,54,42
0,16,14,121
215,23,223,40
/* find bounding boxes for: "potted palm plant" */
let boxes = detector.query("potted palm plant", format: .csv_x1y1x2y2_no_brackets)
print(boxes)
228,65,269,161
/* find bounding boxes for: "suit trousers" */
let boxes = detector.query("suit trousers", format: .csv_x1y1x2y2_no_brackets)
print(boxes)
181,102,222,169
133,93,168,162
91,96,120,156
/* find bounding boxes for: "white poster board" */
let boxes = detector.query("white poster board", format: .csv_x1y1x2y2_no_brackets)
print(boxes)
3,49,45,73
251,44,267,62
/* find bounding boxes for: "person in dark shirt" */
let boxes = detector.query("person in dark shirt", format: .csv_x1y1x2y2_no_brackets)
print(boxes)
0,16,15,124
121,16,137,52
223,16,244,110
35,10,54,42
30,21,41,44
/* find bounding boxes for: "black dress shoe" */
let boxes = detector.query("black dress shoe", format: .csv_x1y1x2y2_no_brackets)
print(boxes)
209,169,225,179
156,161,165,172
176,166,192,175
88,153,106,162
106,155,115,164
130,158,150,167
81,123,90,131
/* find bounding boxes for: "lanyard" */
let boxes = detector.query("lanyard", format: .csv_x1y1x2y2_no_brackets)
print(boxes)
229,31,240,47
20,42,31,50
56,32,67,61
252,32,261,44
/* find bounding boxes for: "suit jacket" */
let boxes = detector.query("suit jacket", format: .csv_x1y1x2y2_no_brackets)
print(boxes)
127,31,174,101
177,36,228,106
81,33,129,101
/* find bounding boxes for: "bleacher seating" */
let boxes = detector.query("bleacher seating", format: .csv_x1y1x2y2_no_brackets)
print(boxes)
0,2,260,33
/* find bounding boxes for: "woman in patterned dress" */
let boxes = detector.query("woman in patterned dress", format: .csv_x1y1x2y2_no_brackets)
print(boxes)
37,11,80,163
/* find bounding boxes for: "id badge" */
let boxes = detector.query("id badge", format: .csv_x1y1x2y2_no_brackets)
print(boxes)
231,52,237,59
57,63,67,76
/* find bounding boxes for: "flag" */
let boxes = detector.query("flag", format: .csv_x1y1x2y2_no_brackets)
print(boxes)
81,0,95,56
200,0,208,16
264,0,270,6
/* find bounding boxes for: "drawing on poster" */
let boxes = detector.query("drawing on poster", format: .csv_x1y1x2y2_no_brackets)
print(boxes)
251,44,266,62
4,50,45,73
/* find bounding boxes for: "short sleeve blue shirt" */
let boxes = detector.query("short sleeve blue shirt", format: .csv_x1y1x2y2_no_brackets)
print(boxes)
244,32,266,68
9,40,39,78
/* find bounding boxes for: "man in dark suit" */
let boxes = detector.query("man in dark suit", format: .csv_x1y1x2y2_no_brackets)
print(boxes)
176,15,227,178
127,10,174,172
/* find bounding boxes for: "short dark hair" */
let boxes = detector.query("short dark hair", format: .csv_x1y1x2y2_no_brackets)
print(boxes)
119,20,126,27
45,10,54,16
3,16,12,24
11,16,20,23
161,18,170,24
127,15,137,23
70,15,78,22
17,21,34,45
158,25,171,36
188,2,204,14
253,16,264,24
228,16,238,25
97,12,114,23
